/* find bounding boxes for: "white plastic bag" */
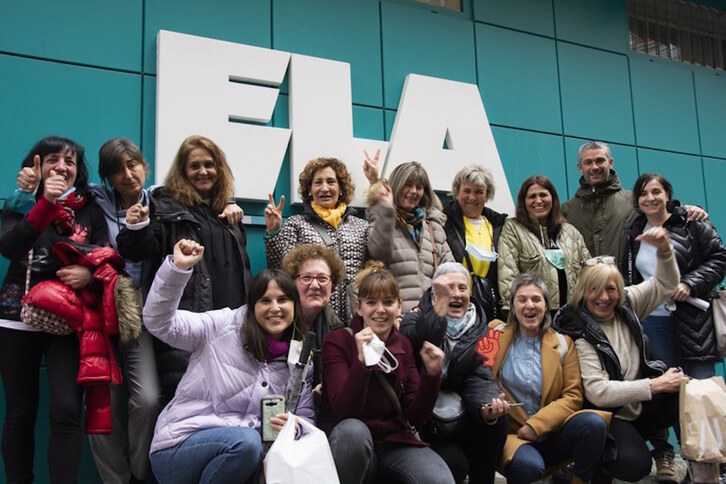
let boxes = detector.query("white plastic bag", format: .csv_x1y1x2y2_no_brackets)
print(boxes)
264,412,340,484
679,377,726,463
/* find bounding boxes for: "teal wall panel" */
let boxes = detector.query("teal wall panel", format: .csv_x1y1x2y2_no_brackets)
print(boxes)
381,2,477,109
272,0,383,106
0,0,142,71
491,127,567,200
384,110,397,141
558,43,635,145
476,25,561,133
703,157,726,233
472,0,554,37
637,148,706,208
353,106,385,140
563,138,639,199
0,55,142,193
553,0,628,53
694,70,726,159
143,0,271,73
630,55,701,154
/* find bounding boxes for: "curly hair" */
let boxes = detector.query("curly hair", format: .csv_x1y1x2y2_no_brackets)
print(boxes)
298,157,354,205
164,135,235,214
281,244,345,288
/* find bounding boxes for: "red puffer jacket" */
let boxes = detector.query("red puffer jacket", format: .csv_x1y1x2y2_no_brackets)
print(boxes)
22,242,126,434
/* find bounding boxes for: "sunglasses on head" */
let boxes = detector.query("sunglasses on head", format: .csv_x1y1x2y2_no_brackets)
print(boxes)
582,256,616,266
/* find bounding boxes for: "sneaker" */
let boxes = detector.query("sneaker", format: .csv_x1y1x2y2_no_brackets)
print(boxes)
656,455,680,483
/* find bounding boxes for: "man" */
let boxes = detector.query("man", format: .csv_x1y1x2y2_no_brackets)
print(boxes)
562,140,706,267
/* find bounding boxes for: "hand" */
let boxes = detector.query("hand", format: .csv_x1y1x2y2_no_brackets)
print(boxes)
650,367,688,394
369,181,394,208
173,239,204,270
635,226,671,254
683,205,708,222
218,202,243,225
363,149,381,184
17,155,41,192
313,383,323,397
431,278,453,317
476,328,501,368
420,341,444,376
517,424,538,441
270,413,299,436
672,282,692,302
481,393,510,421
125,203,149,225
43,169,68,204
354,326,375,364
264,193,285,234
56,265,92,289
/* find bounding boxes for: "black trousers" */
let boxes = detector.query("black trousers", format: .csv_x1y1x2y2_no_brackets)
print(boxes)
0,327,83,484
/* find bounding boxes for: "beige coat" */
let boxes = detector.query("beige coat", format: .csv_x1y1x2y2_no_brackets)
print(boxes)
497,219,590,310
367,202,453,312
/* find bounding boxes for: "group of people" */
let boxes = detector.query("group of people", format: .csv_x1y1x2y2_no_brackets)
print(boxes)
0,135,724,484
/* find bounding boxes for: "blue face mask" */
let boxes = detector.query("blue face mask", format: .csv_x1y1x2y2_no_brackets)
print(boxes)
544,248,565,270
465,242,498,263
446,315,469,338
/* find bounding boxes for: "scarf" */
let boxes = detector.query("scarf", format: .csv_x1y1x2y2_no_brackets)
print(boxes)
396,207,426,247
311,201,346,229
267,336,289,362
53,192,86,235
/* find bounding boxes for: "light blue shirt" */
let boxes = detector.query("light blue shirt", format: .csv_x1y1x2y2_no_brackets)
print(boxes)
500,332,542,418
635,222,670,316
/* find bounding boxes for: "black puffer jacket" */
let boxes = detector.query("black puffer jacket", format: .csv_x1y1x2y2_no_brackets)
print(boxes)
117,187,252,392
553,302,666,413
400,288,501,426
623,206,726,362
443,199,507,320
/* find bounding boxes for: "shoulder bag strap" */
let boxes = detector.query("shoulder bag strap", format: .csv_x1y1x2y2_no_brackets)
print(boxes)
427,220,438,271
25,249,33,295
309,219,336,248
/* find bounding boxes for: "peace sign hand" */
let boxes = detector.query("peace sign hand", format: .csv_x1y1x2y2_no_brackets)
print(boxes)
264,193,285,234
363,149,380,184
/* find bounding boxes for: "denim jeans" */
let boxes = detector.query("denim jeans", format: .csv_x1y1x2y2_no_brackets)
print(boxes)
329,418,455,484
150,427,263,484
505,412,607,484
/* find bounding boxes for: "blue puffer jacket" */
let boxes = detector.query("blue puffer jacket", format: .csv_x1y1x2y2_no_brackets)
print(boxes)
144,256,315,454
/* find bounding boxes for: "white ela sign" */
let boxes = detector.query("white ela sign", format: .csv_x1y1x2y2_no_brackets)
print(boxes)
156,30,514,213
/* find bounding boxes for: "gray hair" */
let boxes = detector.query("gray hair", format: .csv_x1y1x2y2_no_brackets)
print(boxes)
577,141,612,165
506,273,552,334
433,262,470,286
451,164,496,201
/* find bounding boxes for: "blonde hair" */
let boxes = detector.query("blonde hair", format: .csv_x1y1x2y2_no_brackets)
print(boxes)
570,264,625,309
164,135,235,214
451,164,495,201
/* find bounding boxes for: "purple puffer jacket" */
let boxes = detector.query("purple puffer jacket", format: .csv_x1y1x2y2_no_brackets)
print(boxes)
143,256,315,454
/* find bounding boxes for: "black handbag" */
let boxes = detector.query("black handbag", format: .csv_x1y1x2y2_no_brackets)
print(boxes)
426,389,467,438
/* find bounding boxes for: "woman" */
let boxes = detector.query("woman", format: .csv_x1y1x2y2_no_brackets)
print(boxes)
265,157,368,322
553,227,688,482
443,165,508,321
0,136,109,483
400,262,508,484
281,243,345,389
498,175,590,314
117,135,251,402
319,262,454,484
144,239,314,484
623,173,726,479
489,274,609,484
367,161,454,312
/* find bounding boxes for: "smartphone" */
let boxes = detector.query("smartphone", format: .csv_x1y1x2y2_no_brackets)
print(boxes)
261,395,285,442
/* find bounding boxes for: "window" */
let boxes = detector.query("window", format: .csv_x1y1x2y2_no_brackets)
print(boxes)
413,0,461,12
628,0,726,71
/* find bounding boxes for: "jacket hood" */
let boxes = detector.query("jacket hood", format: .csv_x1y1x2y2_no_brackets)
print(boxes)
575,170,624,199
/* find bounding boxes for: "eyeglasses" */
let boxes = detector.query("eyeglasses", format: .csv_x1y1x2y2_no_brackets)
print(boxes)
296,274,331,286
582,256,616,266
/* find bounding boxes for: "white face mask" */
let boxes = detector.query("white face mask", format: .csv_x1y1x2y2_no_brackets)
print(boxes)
362,332,399,373
465,242,498,263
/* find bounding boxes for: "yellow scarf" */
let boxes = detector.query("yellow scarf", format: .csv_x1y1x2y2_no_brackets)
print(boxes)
311,201,346,229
